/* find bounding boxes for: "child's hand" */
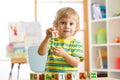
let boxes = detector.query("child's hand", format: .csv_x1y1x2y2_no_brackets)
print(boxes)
46,27,56,38
53,47,67,57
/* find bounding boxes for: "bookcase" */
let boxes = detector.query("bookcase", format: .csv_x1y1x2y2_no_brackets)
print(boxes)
88,0,120,79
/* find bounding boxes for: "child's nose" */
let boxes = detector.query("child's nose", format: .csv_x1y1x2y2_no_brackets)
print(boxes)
65,23,70,28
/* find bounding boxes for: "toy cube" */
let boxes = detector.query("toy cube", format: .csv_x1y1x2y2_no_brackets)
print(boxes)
52,31,58,38
72,72,78,80
52,73,59,80
30,73,37,80
79,72,87,79
90,72,97,78
59,73,65,80
38,73,44,80
44,72,52,80
66,73,72,80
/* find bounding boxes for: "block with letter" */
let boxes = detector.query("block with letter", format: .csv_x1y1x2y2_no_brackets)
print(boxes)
44,72,52,80
52,73,59,80
30,73,38,80
79,72,87,79
90,72,97,78
38,73,44,80
52,30,58,38
66,73,72,80
59,73,65,80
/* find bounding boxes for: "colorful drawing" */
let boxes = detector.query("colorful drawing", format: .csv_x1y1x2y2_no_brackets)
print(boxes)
8,22,26,42
7,43,14,53
11,24,18,36
6,44,26,58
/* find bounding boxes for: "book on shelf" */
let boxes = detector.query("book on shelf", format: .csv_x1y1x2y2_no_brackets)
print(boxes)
97,48,107,69
99,5,106,19
91,2,106,20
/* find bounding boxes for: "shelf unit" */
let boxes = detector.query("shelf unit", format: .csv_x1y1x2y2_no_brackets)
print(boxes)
88,0,120,79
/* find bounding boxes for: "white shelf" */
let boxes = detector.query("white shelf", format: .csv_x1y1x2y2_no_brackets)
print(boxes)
91,18,106,22
108,16,120,20
89,0,120,79
110,69,120,72
109,43,120,46
92,44,107,47
92,69,108,72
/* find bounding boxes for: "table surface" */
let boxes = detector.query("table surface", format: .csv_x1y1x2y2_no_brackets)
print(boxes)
90,78,119,80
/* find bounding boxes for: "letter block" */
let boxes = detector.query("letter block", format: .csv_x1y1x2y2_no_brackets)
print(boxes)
90,72,97,78
79,72,87,79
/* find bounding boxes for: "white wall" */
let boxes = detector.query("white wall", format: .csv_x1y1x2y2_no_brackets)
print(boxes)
0,0,84,79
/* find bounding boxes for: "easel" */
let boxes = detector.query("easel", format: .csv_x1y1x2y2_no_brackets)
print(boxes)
7,22,41,80
8,58,27,80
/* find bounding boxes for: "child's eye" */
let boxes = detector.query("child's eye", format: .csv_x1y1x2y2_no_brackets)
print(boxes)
70,22,74,26
60,21,66,25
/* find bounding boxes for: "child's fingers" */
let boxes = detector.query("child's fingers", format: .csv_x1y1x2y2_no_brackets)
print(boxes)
46,27,57,37
53,47,61,50
46,28,53,36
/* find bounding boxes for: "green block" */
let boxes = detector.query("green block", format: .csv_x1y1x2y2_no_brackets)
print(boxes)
30,73,34,80
45,73,52,80
90,72,97,78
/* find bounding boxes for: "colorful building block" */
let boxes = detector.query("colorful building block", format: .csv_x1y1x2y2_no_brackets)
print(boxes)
59,73,65,80
66,73,72,80
44,72,52,80
30,73,38,80
38,73,44,80
79,72,87,79
52,73,59,80
90,72,97,78
72,73,78,80
52,31,58,38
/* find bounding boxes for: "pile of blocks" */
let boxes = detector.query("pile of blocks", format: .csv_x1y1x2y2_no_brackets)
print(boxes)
30,72,98,80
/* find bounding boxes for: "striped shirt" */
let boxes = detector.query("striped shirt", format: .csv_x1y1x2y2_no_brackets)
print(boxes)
45,37,84,73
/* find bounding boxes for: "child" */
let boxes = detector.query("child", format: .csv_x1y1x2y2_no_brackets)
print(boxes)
38,7,84,73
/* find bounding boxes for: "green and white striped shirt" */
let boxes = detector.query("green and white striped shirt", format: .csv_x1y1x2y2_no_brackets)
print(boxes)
45,37,84,73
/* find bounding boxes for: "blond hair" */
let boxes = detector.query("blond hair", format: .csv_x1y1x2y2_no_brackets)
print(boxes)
53,7,80,35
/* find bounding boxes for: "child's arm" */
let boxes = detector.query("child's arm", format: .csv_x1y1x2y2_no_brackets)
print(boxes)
38,27,55,56
38,36,50,56
63,53,80,67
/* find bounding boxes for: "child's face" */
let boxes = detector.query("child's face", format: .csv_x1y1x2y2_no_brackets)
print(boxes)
57,17,76,39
